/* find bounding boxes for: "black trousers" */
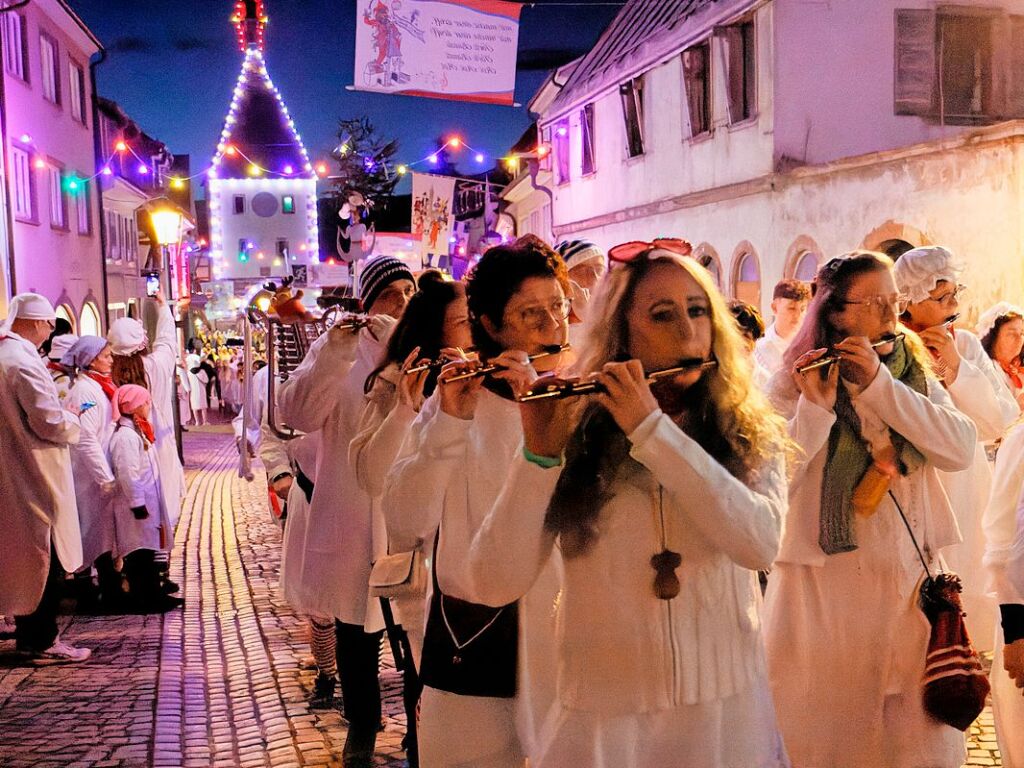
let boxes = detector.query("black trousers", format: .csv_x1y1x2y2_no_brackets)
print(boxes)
335,620,384,733
14,545,64,652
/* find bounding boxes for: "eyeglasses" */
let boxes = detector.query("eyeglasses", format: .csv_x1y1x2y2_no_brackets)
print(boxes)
922,284,967,306
510,298,572,329
840,293,910,314
608,238,693,263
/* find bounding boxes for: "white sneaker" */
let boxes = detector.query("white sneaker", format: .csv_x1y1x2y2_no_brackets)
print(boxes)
32,638,91,665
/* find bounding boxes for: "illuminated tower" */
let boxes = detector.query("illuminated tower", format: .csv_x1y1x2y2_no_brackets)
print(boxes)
207,0,319,283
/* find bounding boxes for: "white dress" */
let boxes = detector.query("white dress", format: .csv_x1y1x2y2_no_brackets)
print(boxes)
936,331,1019,651
981,420,1024,767
64,375,116,565
465,410,790,768
186,353,209,411
764,367,975,768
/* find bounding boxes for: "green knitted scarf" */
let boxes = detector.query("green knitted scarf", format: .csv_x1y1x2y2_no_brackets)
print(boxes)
819,338,928,555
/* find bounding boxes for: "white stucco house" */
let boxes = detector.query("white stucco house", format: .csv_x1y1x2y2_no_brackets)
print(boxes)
530,0,1024,321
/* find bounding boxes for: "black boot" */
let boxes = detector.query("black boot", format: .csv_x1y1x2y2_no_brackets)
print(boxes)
309,671,336,709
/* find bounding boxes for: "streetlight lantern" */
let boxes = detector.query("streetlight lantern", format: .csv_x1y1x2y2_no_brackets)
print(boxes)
151,208,184,246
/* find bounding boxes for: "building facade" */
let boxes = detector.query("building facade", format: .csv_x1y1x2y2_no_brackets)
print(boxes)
97,97,179,323
533,0,1024,318
1,0,104,332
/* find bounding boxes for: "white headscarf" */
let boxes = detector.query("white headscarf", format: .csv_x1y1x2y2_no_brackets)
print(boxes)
0,293,57,337
977,302,1024,342
892,246,964,304
107,317,148,356
48,333,80,361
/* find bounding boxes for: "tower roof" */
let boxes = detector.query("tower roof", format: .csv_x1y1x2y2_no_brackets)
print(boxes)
209,49,315,181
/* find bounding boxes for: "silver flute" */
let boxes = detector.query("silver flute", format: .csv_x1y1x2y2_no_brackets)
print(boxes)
517,358,718,402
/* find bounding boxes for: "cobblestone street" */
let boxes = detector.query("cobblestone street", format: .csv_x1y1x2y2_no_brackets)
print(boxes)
0,425,408,768
0,425,1007,767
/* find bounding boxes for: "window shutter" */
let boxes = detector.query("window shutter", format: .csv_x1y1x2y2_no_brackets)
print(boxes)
1006,15,1024,117
894,9,936,115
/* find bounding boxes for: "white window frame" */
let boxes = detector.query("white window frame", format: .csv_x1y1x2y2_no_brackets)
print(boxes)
40,32,61,105
10,146,35,221
75,178,91,235
49,165,67,229
69,61,86,123
580,103,596,176
2,12,27,81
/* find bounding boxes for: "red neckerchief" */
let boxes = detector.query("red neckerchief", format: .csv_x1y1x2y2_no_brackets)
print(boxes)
1001,360,1023,390
47,360,66,374
133,413,156,446
85,371,118,402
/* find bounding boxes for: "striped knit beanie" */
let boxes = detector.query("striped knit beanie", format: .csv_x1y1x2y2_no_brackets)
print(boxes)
555,240,606,271
358,256,415,312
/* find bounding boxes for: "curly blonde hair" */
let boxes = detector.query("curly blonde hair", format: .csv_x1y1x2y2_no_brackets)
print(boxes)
547,249,791,557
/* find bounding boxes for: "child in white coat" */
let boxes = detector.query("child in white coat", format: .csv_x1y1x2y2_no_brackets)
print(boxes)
108,385,182,614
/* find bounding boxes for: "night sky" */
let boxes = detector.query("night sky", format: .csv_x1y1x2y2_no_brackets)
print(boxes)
66,0,622,184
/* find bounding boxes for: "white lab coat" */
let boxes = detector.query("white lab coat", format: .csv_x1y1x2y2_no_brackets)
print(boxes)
981,420,1024,768
65,375,116,565
383,389,562,765
764,366,975,768
0,332,82,616
109,417,168,556
277,322,392,627
143,305,184,528
349,363,423,663
937,330,1019,651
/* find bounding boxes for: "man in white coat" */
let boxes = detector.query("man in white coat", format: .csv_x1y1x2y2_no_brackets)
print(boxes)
0,293,89,663
894,246,1019,650
278,255,414,768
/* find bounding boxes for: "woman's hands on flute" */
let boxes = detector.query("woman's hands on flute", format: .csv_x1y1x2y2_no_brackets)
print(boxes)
793,348,839,411
595,360,659,436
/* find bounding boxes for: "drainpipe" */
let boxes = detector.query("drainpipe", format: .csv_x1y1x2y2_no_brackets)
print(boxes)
89,46,109,331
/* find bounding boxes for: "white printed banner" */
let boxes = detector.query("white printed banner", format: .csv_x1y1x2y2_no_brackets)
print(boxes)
354,0,522,105
412,172,456,267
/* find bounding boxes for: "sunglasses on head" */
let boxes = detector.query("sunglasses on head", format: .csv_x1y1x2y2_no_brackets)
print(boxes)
607,238,693,264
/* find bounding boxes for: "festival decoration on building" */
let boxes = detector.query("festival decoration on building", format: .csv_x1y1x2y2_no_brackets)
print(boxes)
353,0,523,105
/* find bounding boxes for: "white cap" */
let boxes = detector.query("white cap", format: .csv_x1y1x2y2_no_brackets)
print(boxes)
0,293,56,335
892,246,964,303
107,317,148,356
977,301,1024,341
48,333,79,361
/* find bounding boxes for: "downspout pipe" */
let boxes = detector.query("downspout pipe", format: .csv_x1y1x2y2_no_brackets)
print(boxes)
88,46,109,331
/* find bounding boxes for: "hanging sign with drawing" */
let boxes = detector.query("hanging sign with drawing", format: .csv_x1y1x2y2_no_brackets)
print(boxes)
353,0,522,105
411,172,456,267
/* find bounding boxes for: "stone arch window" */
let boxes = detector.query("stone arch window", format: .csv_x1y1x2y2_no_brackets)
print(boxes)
861,220,930,260
79,301,101,337
731,242,761,308
56,303,76,332
691,242,722,287
785,235,823,281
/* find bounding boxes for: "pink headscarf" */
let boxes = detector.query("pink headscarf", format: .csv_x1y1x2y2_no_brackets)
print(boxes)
112,384,155,445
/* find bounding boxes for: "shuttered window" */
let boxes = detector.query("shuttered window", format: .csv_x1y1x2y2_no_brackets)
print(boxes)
895,7,1023,122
